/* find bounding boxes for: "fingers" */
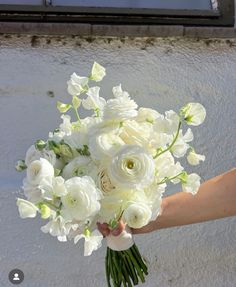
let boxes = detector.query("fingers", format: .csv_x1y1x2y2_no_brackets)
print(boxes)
97,220,126,237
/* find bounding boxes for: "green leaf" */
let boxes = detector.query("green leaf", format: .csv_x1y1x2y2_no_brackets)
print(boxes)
15,160,27,172
57,101,72,113
72,96,81,109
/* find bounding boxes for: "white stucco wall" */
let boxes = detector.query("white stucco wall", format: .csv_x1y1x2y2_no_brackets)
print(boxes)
0,34,236,287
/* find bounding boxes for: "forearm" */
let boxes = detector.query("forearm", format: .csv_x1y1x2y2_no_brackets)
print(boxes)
133,168,236,234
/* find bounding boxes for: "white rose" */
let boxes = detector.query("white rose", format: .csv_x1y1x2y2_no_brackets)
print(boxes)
90,62,106,82
187,150,205,166
182,173,201,195
67,72,88,96
82,86,106,112
16,198,38,218
89,126,125,161
182,103,206,126
108,145,155,189
103,85,138,121
27,158,54,186
25,145,56,167
123,202,152,229
62,156,98,180
61,176,102,221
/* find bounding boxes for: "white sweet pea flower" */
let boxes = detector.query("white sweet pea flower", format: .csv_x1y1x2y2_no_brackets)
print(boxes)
108,145,155,189
27,158,54,186
41,214,78,242
103,85,138,121
171,128,193,158
39,176,67,200
182,173,201,195
154,110,179,135
62,156,98,181
187,150,205,166
61,176,102,221
22,178,43,203
182,103,206,126
90,62,106,82
67,72,88,96
136,107,162,123
25,145,56,167
59,114,72,136
82,86,106,112
16,198,38,218
123,202,152,229
74,229,103,256
145,184,165,220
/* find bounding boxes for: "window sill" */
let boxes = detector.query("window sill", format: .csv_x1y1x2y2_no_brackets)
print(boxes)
0,22,236,38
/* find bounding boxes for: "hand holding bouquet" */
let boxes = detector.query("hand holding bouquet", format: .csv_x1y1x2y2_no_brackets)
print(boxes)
16,62,206,286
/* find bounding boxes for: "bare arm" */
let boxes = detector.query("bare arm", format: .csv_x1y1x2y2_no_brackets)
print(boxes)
132,168,236,234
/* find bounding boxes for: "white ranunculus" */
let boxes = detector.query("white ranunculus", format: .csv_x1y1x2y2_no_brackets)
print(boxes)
187,150,205,166
16,198,38,218
103,85,138,121
108,145,155,189
171,128,193,158
82,86,106,112
41,215,78,242
59,114,72,136
74,229,103,256
27,158,54,186
61,176,102,221
123,202,152,229
62,156,98,181
136,107,162,123
182,173,201,195
90,62,106,82
25,145,56,167
183,103,206,126
119,120,153,151
89,126,125,161
67,72,88,96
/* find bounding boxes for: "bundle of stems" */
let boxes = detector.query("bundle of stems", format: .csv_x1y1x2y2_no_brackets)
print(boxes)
105,243,148,287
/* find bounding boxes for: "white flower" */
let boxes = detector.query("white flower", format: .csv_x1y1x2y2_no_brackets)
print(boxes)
182,103,206,126
187,150,205,166
67,72,88,96
182,173,201,195
41,215,78,242
16,198,38,218
123,202,152,229
103,85,138,121
62,156,98,181
27,158,54,186
25,145,56,167
97,169,115,194
82,86,106,112
136,107,162,123
61,176,102,221
171,128,193,158
108,145,155,189
39,176,67,200
74,229,103,256
90,62,106,82
59,114,72,136
89,126,124,161
145,184,164,220
154,110,179,135
23,178,43,203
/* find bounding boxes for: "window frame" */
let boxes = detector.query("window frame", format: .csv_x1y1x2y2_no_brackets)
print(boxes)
0,0,234,26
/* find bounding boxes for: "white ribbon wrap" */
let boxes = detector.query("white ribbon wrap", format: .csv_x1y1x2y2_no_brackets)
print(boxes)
106,226,134,251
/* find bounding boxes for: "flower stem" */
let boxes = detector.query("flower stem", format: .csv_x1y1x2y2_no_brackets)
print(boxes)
157,171,184,185
73,106,81,125
153,120,181,159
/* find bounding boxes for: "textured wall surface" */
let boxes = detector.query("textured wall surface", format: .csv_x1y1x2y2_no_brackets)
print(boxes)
0,34,236,287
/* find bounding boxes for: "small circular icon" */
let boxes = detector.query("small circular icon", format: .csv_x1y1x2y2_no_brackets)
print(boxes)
8,269,24,285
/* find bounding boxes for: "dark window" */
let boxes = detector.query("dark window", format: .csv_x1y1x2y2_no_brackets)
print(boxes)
0,0,234,26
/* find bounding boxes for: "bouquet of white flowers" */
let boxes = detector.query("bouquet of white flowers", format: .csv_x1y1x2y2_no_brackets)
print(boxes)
16,62,206,287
